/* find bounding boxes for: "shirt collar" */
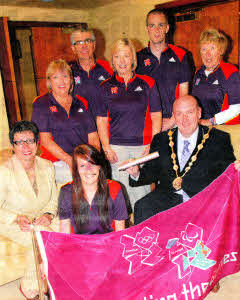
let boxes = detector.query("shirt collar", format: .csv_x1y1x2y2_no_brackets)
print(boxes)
115,71,136,84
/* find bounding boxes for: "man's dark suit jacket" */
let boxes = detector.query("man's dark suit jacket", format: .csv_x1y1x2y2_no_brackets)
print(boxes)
130,125,236,223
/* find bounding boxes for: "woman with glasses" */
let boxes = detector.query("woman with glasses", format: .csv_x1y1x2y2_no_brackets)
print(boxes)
32,59,100,184
0,120,58,300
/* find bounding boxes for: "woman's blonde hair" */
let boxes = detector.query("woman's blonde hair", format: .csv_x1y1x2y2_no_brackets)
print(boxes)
46,59,74,93
110,38,137,72
199,28,228,55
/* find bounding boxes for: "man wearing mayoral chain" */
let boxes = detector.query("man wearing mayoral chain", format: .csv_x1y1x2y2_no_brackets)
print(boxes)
125,95,236,224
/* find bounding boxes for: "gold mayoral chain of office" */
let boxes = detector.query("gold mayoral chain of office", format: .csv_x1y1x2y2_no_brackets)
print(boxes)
168,127,212,190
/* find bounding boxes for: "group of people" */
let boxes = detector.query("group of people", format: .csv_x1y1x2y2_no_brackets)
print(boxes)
1,7,240,300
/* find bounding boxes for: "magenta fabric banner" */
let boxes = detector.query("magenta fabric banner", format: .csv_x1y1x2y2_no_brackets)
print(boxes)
37,164,240,300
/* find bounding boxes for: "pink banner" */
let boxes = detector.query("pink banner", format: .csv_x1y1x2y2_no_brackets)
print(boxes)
37,164,240,300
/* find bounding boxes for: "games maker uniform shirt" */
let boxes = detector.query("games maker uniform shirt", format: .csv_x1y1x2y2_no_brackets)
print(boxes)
97,73,161,146
137,44,191,118
32,93,97,162
58,180,128,234
192,60,240,125
71,59,113,118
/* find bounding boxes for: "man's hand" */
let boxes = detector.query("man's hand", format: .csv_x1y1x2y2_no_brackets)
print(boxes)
16,215,33,232
105,147,118,164
33,214,52,226
162,117,175,132
234,160,240,171
120,159,140,178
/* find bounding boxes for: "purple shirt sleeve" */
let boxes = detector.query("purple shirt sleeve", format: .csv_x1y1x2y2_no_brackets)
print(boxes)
58,186,72,220
32,97,51,132
178,53,192,84
112,188,128,220
149,82,162,112
96,84,108,117
85,108,97,133
227,72,240,105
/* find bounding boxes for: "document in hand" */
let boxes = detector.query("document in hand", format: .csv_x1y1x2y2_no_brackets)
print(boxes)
118,151,159,171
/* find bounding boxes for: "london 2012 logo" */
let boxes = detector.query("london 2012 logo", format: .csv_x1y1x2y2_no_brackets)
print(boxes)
120,223,216,278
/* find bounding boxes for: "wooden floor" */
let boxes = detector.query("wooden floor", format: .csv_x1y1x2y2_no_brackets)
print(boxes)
0,272,240,300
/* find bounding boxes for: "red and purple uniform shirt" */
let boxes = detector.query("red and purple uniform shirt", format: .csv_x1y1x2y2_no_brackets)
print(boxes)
58,180,128,234
71,59,113,118
97,72,162,146
192,61,240,124
32,93,96,161
136,44,192,118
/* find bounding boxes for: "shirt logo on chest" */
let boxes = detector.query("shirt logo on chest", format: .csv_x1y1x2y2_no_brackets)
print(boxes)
134,86,143,92
212,80,219,85
169,57,176,62
74,76,81,84
195,78,200,86
78,108,83,112
50,106,58,112
98,75,106,81
144,58,151,66
111,87,118,94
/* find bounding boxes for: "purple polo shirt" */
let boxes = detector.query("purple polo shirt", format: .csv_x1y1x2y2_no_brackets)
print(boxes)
71,59,113,119
58,180,128,234
136,44,192,118
32,93,96,161
97,72,161,146
192,60,240,123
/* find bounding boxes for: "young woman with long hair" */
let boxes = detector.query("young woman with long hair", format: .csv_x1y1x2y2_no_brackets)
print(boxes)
59,144,128,234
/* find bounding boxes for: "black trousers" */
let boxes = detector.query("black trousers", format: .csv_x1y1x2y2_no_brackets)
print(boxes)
134,189,183,224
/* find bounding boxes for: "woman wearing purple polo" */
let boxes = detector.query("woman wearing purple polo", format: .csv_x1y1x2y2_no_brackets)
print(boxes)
59,144,128,234
32,59,100,184
192,28,240,125
97,38,162,211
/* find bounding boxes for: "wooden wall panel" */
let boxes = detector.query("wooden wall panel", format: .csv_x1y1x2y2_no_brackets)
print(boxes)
31,27,76,95
170,1,239,69
0,17,21,123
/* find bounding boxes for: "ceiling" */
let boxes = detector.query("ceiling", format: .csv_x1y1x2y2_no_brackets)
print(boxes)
0,0,120,10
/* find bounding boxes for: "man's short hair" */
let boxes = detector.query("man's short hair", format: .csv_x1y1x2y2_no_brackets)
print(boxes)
110,38,137,72
146,8,169,26
70,25,96,45
199,28,228,56
9,120,39,145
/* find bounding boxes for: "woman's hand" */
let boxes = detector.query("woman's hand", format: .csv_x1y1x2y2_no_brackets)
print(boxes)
162,117,175,132
141,145,150,156
105,147,118,164
234,160,240,171
33,214,52,226
199,119,212,126
16,215,33,232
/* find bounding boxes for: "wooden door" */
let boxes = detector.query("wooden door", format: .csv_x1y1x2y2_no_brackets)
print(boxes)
31,27,77,95
157,0,240,69
0,17,21,123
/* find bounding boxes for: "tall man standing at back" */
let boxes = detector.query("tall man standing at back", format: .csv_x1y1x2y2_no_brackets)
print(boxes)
70,26,113,117
137,9,192,131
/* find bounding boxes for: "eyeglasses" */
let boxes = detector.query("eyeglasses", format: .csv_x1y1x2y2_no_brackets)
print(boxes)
13,139,36,146
73,38,94,46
